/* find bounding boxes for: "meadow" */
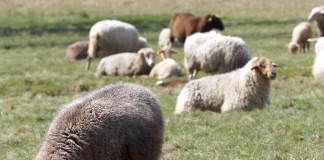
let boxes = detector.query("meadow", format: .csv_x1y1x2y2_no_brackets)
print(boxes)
0,0,323,159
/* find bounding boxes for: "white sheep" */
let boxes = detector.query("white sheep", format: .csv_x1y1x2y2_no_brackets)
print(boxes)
95,48,155,77
313,37,324,80
184,31,253,80
158,28,183,48
86,20,148,70
175,57,277,114
65,41,104,60
308,6,324,37
35,83,164,160
149,46,183,79
288,22,312,53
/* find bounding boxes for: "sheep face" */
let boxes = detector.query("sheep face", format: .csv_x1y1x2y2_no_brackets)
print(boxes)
207,14,224,31
251,57,277,80
138,48,156,67
308,6,324,21
288,42,299,53
158,45,178,59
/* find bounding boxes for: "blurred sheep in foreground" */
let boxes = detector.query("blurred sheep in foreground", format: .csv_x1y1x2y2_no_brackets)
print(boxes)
313,37,324,80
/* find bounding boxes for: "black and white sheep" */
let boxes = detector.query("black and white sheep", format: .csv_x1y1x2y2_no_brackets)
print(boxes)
86,20,148,70
95,48,156,77
308,6,324,37
184,31,253,80
288,22,312,53
36,83,164,160
149,45,183,79
175,57,277,114
313,37,324,80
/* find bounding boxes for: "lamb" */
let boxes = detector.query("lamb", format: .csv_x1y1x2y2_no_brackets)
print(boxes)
184,31,253,80
158,28,183,48
86,20,149,70
35,83,164,160
175,57,277,114
288,22,312,53
95,48,155,77
149,46,183,79
308,6,324,37
312,37,324,80
169,12,224,43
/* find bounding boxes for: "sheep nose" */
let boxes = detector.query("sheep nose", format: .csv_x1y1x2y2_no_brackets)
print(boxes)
270,72,276,79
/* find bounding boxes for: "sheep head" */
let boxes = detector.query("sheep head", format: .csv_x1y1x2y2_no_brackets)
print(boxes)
308,6,324,21
251,57,278,80
288,42,299,54
138,48,156,67
158,45,178,59
206,14,224,31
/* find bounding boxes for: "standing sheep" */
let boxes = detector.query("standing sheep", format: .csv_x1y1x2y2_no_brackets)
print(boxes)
288,22,312,53
175,57,277,114
86,20,148,70
149,46,183,79
312,37,324,80
184,31,253,80
169,12,224,43
158,28,183,48
36,83,164,160
95,48,156,77
308,6,324,37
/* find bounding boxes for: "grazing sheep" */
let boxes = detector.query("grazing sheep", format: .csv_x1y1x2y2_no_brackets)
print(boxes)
175,57,277,114
184,31,253,80
288,22,312,54
308,6,324,37
149,46,183,79
158,28,183,48
95,48,155,77
169,12,224,43
35,83,164,160
86,20,148,70
313,37,324,80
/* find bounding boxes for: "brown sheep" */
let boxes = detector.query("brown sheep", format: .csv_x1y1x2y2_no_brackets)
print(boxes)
169,12,224,43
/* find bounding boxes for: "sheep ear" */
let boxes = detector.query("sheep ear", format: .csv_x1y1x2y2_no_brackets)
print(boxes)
251,59,260,70
208,17,213,22
272,63,278,67
158,49,164,55
171,49,178,54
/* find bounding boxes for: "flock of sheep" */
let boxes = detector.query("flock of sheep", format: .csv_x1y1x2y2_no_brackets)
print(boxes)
36,6,324,159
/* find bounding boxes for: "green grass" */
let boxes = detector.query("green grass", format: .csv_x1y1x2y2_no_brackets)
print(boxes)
0,1,324,159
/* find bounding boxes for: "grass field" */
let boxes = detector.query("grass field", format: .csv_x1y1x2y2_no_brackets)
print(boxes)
0,0,323,159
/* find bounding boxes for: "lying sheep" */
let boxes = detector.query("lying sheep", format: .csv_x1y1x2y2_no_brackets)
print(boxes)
158,28,183,48
288,22,312,54
308,6,324,37
65,41,103,60
169,12,224,43
95,48,155,77
35,83,164,160
175,57,277,114
184,31,253,80
149,46,183,79
313,37,324,80
86,20,148,70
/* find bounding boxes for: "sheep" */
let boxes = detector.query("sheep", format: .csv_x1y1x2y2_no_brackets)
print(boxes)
65,41,104,60
86,20,149,71
312,37,324,80
288,22,312,54
184,31,253,80
95,48,155,77
35,83,164,160
175,57,277,114
308,6,324,37
158,28,183,48
169,12,224,43
149,46,183,79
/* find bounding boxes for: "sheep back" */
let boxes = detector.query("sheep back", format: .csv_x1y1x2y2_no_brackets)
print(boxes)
149,58,183,79
308,6,324,36
184,31,252,75
36,83,164,160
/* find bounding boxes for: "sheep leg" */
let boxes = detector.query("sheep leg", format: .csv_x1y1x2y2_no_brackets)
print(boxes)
306,42,310,53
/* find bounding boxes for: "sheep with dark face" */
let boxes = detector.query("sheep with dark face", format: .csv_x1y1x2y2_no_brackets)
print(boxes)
36,83,164,160
169,12,224,43
308,6,324,37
